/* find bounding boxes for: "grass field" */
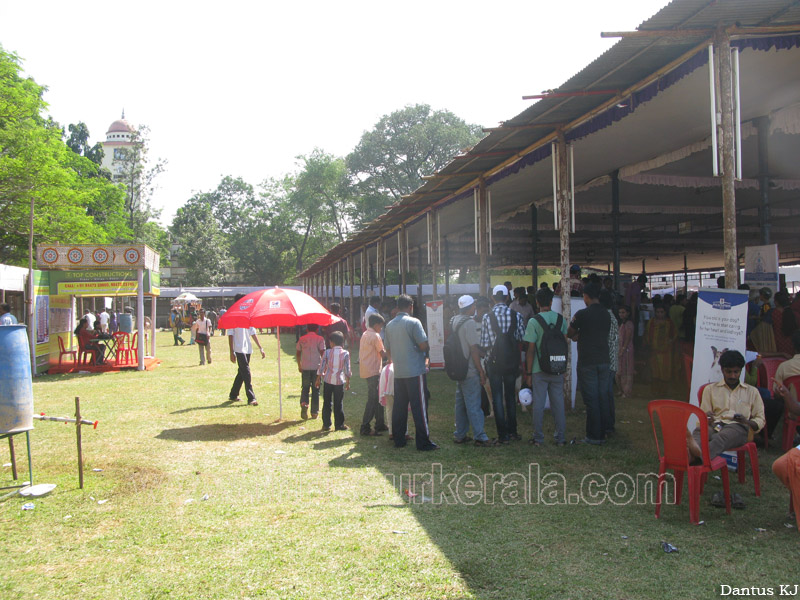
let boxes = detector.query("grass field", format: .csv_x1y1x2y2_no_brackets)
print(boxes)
1,331,798,599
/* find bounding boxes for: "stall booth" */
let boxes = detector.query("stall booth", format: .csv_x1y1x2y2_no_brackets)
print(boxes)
35,244,161,373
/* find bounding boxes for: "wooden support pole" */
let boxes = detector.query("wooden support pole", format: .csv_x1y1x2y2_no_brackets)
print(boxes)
360,250,366,314
478,179,488,297
556,132,572,406
8,438,17,480
717,30,739,287
75,396,84,489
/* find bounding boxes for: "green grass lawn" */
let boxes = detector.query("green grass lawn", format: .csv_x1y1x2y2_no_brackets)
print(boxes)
1,331,798,599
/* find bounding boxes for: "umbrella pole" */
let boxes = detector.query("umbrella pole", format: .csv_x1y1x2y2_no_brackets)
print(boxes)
277,326,283,420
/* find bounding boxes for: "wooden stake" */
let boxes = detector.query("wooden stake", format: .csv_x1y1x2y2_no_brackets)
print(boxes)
75,396,84,489
556,132,572,406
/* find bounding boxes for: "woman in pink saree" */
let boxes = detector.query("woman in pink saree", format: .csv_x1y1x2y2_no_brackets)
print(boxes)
616,305,635,398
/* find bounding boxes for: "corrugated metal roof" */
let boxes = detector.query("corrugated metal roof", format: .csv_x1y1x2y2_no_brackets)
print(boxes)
300,0,800,278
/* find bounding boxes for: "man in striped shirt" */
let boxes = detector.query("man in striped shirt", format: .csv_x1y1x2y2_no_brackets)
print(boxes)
481,285,526,444
316,331,351,431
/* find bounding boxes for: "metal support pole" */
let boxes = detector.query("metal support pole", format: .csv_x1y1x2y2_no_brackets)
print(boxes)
136,268,145,371
478,179,488,296
400,226,407,295
717,30,739,288
756,116,771,245
430,212,439,300
684,254,688,294
611,169,621,293
417,246,423,310
444,238,450,298
531,205,539,288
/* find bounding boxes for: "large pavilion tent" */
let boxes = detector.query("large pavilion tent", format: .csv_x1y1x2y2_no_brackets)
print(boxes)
299,0,800,312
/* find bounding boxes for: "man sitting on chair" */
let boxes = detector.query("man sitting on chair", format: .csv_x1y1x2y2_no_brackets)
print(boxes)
687,350,765,462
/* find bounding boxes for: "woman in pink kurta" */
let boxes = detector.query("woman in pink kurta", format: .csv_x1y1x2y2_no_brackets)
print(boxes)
616,306,635,398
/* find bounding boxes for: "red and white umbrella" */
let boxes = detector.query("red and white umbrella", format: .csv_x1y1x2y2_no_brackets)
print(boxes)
217,287,339,419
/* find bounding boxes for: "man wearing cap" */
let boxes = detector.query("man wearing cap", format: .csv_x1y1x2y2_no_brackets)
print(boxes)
481,284,526,443
384,294,438,451
523,287,569,446
451,295,493,446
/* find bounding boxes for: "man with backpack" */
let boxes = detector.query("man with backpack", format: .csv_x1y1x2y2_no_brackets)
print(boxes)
523,288,569,446
481,285,526,444
447,295,494,446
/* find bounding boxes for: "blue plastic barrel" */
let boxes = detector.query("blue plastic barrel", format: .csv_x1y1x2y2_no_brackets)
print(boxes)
118,313,133,334
0,324,34,434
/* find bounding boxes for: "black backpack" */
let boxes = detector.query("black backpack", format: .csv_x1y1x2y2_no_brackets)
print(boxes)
488,310,519,376
533,313,568,375
443,317,470,381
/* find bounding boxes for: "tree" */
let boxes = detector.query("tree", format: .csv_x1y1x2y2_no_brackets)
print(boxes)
346,104,483,224
65,121,105,169
170,195,232,286
0,46,132,264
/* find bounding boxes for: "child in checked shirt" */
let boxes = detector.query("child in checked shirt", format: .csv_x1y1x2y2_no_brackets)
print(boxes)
316,331,351,431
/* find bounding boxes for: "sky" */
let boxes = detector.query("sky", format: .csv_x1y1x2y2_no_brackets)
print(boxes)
0,0,666,225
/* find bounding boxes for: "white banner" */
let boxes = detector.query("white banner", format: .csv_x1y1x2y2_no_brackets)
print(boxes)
425,300,445,369
744,244,779,295
551,295,585,409
690,288,749,406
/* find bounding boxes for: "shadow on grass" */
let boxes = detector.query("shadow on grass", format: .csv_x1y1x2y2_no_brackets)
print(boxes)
171,400,242,414
156,420,295,442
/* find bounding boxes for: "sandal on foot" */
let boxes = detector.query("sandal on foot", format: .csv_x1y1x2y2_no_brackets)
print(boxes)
474,439,499,447
711,491,727,508
453,436,472,444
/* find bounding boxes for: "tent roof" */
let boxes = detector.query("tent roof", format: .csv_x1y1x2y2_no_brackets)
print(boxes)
300,0,800,279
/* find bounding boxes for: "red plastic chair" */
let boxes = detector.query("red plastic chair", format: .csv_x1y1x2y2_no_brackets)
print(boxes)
131,332,139,364
113,331,132,365
58,336,77,365
697,384,761,496
648,399,731,524
757,357,786,389
77,340,92,365
781,375,800,451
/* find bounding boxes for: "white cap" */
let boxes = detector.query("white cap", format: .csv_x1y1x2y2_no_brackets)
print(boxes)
457,295,475,309
518,388,533,407
492,284,508,297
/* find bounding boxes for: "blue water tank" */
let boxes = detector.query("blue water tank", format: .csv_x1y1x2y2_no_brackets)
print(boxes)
118,313,133,334
0,324,34,434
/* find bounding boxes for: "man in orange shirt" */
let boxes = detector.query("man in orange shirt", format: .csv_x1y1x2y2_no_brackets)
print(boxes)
359,313,387,436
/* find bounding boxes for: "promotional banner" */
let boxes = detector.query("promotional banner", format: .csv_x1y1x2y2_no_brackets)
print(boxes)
690,288,749,407
425,300,445,369
744,244,779,295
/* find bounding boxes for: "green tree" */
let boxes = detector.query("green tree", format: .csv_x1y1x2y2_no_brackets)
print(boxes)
0,46,131,264
65,121,105,169
170,195,232,286
346,104,483,224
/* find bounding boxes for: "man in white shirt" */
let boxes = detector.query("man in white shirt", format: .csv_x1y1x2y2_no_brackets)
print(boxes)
99,308,110,332
84,309,96,330
227,296,265,406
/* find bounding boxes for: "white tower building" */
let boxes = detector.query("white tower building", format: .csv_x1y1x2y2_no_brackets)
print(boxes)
100,111,135,181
